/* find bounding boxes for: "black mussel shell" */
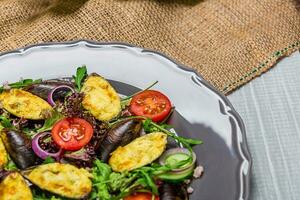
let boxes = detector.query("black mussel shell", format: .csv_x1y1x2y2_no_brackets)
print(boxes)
159,183,189,200
0,169,11,181
1,130,37,169
25,83,57,100
25,78,74,100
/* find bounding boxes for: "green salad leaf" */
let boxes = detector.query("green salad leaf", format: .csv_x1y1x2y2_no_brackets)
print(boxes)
37,111,64,133
73,66,88,92
143,118,172,133
90,160,112,200
4,159,17,171
42,156,56,164
0,115,13,129
142,118,203,151
0,78,42,93
90,158,193,200
32,187,70,200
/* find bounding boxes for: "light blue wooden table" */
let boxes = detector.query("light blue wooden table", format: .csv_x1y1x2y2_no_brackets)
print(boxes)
228,51,300,200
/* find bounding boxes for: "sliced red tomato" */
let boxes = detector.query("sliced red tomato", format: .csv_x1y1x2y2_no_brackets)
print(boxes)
124,193,159,200
51,117,93,151
129,90,172,122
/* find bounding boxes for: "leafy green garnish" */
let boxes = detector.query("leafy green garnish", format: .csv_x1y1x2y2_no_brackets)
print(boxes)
37,111,63,133
4,159,17,171
90,159,155,200
90,158,192,200
42,156,56,164
143,118,203,151
120,81,159,108
73,66,88,92
142,117,203,151
90,160,112,200
32,187,70,200
22,127,36,138
143,119,172,132
0,78,42,93
120,98,131,110
0,115,13,128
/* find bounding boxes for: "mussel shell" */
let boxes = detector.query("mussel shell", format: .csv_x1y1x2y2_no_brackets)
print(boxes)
45,77,74,84
159,183,189,200
25,78,74,100
99,119,142,162
0,170,11,181
25,83,53,100
22,163,92,199
1,130,37,169
0,172,33,199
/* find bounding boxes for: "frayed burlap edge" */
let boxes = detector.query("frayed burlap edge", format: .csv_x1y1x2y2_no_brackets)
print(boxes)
223,41,300,94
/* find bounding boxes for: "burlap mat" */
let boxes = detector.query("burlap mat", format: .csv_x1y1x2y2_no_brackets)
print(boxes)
0,0,299,94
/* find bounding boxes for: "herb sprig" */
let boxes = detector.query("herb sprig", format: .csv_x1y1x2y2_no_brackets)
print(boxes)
42,156,56,164
0,78,42,93
120,81,158,109
36,111,63,133
73,65,88,92
0,115,13,129
90,158,192,200
144,118,203,150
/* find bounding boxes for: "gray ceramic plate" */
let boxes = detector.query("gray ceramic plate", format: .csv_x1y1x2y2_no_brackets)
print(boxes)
0,40,251,200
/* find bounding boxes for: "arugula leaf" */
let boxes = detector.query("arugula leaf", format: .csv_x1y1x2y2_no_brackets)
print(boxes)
42,156,56,164
120,98,131,110
22,127,36,138
110,116,201,150
142,118,173,133
37,111,63,133
120,81,158,103
32,187,69,200
4,159,17,171
142,118,203,150
90,158,195,200
0,78,42,93
91,160,112,200
0,115,12,128
73,66,88,92
140,170,158,194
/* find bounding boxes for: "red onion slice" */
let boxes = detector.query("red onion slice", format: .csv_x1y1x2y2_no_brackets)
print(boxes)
32,132,63,161
47,85,74,106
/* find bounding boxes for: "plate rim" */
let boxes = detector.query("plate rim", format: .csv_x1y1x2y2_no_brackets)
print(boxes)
0,39,252,200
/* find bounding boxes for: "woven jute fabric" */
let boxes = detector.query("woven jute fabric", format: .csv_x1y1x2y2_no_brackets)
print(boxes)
0,0,299,94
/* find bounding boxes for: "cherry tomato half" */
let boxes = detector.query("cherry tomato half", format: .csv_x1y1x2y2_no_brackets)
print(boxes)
129,90,172,122
124,193,160,200
51,117,93,151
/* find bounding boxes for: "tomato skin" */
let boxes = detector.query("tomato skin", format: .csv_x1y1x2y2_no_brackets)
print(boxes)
124,193,160,200
129,90,172,122
51,117,93,151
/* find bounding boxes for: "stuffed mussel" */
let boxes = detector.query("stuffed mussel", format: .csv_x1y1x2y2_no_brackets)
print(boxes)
0,66,203,199
99,118,142,162
1,130,37,169
0,172,33,200
0,138,7,169
23,163,92,199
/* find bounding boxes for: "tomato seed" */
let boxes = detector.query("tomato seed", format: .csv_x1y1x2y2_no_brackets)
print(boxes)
136,99,143,105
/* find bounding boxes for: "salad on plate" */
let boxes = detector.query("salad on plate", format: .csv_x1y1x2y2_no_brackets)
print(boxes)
0,66,203,200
